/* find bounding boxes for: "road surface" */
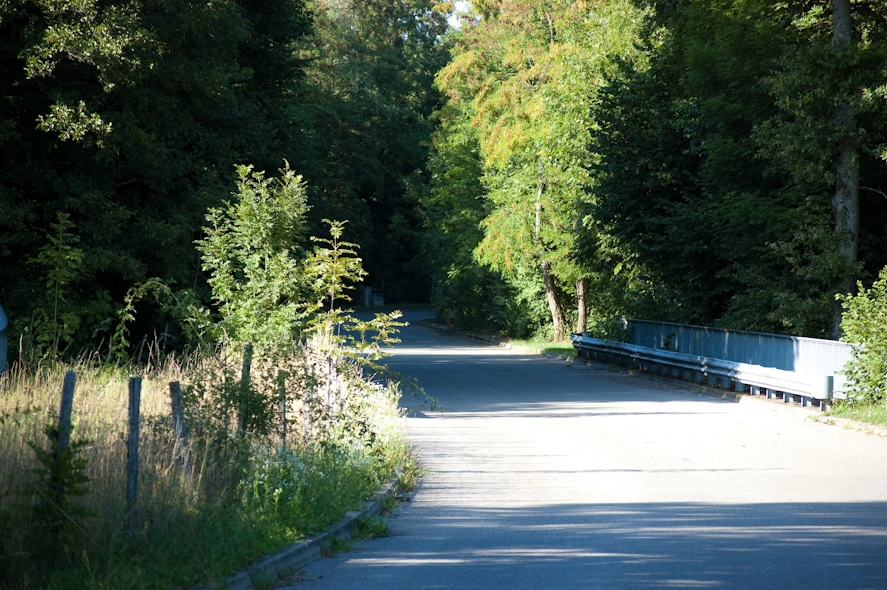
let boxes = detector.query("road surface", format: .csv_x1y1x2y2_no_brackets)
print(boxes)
278,311,887,589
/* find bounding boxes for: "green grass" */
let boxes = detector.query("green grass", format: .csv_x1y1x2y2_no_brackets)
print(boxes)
825,400,887,427
508,337,576,357
355,516,391,540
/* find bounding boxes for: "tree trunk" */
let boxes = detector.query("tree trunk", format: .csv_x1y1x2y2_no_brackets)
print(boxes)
575,277,589,334
831,0,860,337
832,0,859,268
542,259,567,340
834,106,859,268
535,179,567,340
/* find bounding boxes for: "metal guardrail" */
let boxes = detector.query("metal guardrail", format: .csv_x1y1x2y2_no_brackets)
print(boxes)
627,319,851,376
571,334,846,409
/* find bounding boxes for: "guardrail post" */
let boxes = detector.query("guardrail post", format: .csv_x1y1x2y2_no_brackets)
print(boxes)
819,376,834,401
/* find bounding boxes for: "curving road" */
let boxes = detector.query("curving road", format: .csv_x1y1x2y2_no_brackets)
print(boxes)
279,311,887,589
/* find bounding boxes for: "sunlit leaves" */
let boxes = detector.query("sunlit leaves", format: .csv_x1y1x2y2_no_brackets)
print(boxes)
839,266,887,403
436,0,649,336
23,0,146,87
197,164,311,349
36,100,111,143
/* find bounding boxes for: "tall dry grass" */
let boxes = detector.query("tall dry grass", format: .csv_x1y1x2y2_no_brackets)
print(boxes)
0,342,412,589
0,353,203,584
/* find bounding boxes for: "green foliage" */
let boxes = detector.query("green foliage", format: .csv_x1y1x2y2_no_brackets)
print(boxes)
355,516,391,539
0,354,412,589
240,443,378,536
432,0,651,337
19,420,92,568
306,220,367,314
303,218,408,372
586,0,887,336
28,428,91,527
28,213,87,359
0,0,315,358
197,164,311,351
412,102,534,336
826,400,887,427
1,0,446,360
838,266,887,404
294,0,448,303
109,277,172,363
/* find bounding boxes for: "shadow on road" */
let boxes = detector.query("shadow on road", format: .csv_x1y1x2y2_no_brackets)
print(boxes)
347,501,887,589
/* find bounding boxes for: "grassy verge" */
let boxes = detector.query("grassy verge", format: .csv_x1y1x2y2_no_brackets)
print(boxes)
824,400,887,427
0,346,412,590
507,338,576,358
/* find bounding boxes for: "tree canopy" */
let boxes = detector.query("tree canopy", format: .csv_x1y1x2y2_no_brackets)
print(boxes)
0,0,447,357
421,0,887,340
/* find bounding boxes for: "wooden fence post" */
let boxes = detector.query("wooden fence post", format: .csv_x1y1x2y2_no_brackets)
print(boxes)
168,381,192,477
57,371,76,452
49,370,77,502
125,376,141,531
238,343,254,433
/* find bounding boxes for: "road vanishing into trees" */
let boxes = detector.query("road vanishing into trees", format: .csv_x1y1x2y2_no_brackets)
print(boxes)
280,311,887,589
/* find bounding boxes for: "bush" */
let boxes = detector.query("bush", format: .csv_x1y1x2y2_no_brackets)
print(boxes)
838,266,887,404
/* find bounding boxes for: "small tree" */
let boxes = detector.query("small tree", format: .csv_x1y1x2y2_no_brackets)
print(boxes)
304,218,405,363
28,212,85,359
196,163,312,351
192,165,408,441
838,266,887,404
194,163,313,438
305,219,366,350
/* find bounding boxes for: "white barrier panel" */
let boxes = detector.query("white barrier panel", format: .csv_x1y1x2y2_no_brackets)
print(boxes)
572,334,842,408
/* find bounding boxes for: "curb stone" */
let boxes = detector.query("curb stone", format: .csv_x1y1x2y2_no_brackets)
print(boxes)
193,478,399,590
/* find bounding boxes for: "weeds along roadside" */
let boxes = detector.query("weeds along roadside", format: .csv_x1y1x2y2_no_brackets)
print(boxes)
0,339,416,590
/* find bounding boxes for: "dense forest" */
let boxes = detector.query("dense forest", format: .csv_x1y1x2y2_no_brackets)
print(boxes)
423,0,887,340
0,0,448,358
2,0,886,359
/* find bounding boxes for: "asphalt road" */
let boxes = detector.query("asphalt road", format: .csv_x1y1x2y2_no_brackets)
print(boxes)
278,311,887,589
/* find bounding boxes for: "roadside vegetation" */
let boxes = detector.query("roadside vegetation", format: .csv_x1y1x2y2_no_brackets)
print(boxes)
826,403,887,428
508,337,575,359
0,353,414,589
0,167,419,589
421,1,887,343
828,267,887,426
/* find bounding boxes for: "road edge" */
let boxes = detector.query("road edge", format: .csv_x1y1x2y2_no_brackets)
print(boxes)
193,478,399,590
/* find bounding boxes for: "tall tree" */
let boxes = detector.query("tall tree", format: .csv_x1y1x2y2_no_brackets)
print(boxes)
591,0,887,337
437,0,648,339
831,0,859,285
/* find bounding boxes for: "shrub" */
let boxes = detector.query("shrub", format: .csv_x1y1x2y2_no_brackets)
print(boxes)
838,266,887,404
